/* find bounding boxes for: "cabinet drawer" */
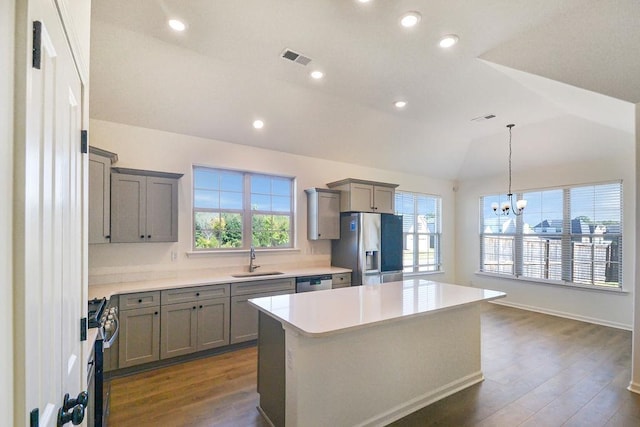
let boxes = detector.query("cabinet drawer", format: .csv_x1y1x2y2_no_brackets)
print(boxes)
161,284,230,305
120,291,160,310
231,278,295,296
332,273,351,288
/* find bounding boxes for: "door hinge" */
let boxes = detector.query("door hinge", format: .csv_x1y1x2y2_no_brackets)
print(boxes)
81,130,88,154
32,21,42,69
30,408,38,427
80,317,87,342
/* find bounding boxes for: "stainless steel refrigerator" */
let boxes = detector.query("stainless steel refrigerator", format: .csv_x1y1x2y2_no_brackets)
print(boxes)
331,212,404,286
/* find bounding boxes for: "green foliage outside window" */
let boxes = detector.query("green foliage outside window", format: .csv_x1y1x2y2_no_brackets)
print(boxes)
194,212,291,249
193,166,294,250
252,215,290,248
194,212,242,249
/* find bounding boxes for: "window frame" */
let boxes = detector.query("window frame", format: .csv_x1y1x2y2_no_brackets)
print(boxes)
395,190,442,274
479,181,623,290
192,166,295,251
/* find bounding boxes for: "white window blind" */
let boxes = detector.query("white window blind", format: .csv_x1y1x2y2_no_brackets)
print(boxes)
480,181,622,289
395,191,442,273
568,183,622,287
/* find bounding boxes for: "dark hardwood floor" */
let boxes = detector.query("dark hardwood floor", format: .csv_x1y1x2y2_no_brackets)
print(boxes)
109,304,640,426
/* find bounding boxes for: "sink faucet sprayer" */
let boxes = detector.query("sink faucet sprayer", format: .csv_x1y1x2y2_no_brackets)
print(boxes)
249,246,260,272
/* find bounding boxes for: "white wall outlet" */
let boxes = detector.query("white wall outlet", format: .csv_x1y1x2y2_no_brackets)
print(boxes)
171,251,178,261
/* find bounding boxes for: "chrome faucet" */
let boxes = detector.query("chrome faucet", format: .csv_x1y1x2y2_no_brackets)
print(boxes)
249,246,260,272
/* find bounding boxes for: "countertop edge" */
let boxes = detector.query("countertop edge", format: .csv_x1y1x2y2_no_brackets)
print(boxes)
88,266,352,300
249,282,506,338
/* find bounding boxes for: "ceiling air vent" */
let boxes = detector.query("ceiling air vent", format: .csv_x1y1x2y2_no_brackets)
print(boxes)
471,114,496,122
281,48,312,66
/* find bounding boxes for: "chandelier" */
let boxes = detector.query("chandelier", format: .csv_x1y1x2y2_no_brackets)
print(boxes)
492,124,527,216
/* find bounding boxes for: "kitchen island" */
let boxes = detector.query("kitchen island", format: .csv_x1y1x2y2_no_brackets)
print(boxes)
249,279,505,427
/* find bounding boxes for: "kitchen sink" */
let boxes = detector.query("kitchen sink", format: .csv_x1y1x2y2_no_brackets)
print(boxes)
231,271,285,278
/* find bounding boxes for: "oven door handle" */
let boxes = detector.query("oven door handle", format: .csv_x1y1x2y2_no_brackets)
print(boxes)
103,312,119,349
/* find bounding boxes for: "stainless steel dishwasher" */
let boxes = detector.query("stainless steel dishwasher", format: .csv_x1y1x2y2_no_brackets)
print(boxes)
295,275,333,292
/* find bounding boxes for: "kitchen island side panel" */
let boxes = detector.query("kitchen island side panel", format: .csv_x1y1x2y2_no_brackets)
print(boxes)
257,311,286,426
284,304,483,427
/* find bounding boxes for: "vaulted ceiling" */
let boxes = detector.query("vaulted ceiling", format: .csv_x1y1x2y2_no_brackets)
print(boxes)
89,0,639,181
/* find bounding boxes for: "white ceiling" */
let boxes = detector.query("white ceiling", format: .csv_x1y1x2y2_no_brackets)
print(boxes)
89,0,639,181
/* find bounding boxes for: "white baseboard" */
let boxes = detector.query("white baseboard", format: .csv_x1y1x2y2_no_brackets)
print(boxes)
490,300,632,331
358,371,485,427
628,381,640,395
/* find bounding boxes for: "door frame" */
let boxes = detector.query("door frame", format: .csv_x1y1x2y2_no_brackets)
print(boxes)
1,1,15,426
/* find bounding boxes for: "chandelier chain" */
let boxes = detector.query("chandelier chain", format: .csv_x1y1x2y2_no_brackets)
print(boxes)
492,123,524,216
508,124,513,195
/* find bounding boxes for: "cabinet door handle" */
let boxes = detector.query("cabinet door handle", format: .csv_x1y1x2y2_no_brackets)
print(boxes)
196,292,200,297
147,235,151,238
138,299,142,303
199,305,203,309
192,306,196,310
105,235,110,239
154,311,158,315
140,235,145,239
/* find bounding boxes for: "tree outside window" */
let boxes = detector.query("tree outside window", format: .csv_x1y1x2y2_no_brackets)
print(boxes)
193,167,294,250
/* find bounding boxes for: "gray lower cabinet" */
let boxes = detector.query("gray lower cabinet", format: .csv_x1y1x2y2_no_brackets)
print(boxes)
118,291,161,368
332,272,352,289
160,284,231,359
198,298,230,350
160,298,231,358
230,278,295,344
160,301,198,359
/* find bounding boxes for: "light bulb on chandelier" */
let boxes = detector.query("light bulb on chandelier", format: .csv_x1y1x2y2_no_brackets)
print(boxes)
491,124,527,216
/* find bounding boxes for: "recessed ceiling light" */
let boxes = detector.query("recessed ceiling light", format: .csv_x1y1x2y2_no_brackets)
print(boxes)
394,100,407,109
310,70,324,80
400,12,421,28
439,34,459,48
357,0,372,3
253,119,264,130
168,19,186,32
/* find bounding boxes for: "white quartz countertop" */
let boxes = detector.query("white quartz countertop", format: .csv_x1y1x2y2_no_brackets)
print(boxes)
249,279,506,337
88,266,351,300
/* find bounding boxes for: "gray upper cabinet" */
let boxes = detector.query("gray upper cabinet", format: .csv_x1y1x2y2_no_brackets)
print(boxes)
88,147,117,244
305,188,340,240
327,178,398,214
110,168,183,243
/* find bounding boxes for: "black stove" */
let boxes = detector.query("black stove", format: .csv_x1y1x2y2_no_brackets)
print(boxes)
88,297,107,329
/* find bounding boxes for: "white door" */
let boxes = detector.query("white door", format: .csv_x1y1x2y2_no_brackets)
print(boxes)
15,0,86,425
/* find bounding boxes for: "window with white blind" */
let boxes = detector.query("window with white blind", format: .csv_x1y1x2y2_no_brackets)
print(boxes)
480,181,622,289
395,191,442,273
193,166,294,250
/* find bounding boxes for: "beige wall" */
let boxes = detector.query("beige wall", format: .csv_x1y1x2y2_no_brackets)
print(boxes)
455,132,635,329
88,119,456,284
